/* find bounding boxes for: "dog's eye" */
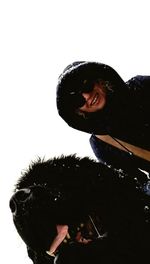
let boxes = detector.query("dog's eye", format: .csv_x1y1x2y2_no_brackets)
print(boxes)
49,190,63,202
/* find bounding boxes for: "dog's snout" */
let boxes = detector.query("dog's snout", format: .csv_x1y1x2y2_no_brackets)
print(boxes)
14,188,31,202
9,188,31,215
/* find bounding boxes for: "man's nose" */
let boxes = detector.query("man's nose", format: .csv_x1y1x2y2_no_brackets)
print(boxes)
9,188,32,216
82,92,91,102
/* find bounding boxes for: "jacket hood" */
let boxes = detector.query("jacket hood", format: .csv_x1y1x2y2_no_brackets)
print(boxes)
56,61,128,134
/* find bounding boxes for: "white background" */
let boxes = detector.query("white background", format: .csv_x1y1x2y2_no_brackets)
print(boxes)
0,0,150,263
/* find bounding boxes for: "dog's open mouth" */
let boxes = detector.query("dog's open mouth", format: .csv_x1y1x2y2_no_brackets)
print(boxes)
46,213,107,257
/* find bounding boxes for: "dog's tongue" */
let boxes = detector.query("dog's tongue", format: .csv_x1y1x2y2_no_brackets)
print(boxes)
46,225,68,256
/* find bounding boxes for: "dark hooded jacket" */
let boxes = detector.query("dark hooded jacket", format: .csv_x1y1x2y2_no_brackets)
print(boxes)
89,134,150,173
56,61,150,151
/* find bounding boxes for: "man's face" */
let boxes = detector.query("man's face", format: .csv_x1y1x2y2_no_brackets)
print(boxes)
79,82,106,113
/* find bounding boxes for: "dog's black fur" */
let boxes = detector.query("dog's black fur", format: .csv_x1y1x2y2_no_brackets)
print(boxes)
9,155,150,264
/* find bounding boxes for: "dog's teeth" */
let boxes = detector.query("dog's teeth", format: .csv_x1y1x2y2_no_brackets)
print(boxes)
46,251,55,257
66,233,71,239
80,223,84,227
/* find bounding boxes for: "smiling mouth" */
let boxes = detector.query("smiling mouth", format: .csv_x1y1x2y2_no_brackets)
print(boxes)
90,93,99,106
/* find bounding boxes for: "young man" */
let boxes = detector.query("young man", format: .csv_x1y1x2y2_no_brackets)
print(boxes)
56,61,150,171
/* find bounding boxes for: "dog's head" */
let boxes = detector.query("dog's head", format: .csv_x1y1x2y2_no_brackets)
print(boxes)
9,155,150,264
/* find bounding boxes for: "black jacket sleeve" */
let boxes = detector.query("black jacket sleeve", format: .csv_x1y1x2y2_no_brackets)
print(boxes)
126,75,150,115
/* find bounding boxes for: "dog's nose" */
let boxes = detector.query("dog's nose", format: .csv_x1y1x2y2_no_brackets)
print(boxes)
9,188,31,215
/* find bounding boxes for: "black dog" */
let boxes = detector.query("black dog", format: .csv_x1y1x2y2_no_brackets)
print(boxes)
9,155,150,264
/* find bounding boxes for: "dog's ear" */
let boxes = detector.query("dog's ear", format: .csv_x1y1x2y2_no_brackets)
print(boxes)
27,246,54,264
